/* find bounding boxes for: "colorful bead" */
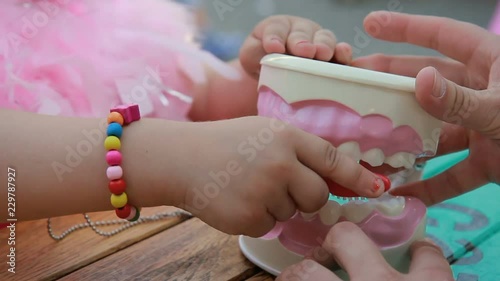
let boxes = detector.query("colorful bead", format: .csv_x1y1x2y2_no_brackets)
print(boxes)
107,112,124,125
125,206,137,221
111,104,141,125
109,179,126,195
107,122,123,138
106,150,122,166
105,104,141,221
104,136,121,151
106,166,123,180
115,204,132,219
126,206,141,222
110,192,128,208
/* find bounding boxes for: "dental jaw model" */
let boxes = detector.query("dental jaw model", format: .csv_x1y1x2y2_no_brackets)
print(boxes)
238,54,442,278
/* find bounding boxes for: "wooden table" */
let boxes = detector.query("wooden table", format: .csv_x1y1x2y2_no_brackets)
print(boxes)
0,206,275,280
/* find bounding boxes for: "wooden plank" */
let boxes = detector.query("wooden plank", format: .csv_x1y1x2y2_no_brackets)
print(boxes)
246,272,275,281
0,206,189,281
62,218,262,281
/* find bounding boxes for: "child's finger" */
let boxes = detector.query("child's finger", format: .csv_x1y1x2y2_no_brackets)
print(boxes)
332,42,352,65
243,209,278,237
260,17,291,54
286,163,330,213
312,29,337,61
239,35,268,78
239,16,291,78
292,128,384,198
265,185,297,222
286,20,321,58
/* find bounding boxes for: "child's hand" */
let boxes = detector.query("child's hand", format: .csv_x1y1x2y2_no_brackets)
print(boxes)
174,117,385,237
240,15,353,79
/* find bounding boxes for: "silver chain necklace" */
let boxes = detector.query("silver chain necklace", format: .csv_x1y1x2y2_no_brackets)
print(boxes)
47,210,192,240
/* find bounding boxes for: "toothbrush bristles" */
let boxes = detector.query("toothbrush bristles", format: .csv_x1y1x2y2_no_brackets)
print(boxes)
332,196,369,201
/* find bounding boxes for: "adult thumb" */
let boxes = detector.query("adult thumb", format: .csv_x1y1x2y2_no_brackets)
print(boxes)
415,66,499,138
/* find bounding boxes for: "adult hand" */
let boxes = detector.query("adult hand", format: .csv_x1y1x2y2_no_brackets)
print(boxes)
352,12,500,205
277,222,454,281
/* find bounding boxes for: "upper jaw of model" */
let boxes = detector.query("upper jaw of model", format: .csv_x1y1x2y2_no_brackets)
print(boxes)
258,54,443,169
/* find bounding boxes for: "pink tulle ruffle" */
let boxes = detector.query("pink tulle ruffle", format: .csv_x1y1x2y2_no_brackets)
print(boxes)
491,1,500,35
0,0,240,120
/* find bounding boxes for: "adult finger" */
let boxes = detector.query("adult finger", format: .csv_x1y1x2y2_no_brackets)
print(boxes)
390,154,488,205
321,222,399,280
362,11,494,77
304,246,339,270
433,123,469,156
289,126,385,198
351,54,480,88
409,239,453,278
277,259,342,281
415,67,500,139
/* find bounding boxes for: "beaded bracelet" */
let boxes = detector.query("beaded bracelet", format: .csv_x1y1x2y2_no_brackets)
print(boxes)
104,104,141,221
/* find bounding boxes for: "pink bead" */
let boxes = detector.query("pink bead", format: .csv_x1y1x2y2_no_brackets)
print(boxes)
110,104,141,125
126,206,137,220
106,166,123,180
106,150,122,166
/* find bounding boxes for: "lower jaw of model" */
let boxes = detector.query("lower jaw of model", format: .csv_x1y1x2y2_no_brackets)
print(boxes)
240,196,427,278
239,54,441,279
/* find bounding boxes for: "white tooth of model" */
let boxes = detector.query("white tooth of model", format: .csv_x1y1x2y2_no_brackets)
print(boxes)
371,194,405,216
384,153,402,168
385,152,416,169
341,200,375,223
337,141,362,161
401,153,417,169
319,201,342,225
361,148,385,167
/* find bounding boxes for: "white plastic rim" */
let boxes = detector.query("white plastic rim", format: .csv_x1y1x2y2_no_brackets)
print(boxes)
260,53,415,93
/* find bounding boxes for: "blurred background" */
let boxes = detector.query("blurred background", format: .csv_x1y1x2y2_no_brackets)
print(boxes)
179,0,499,61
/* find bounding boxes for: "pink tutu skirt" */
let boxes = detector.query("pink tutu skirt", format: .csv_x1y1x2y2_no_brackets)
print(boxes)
491,1,500,35
0,0,239,120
